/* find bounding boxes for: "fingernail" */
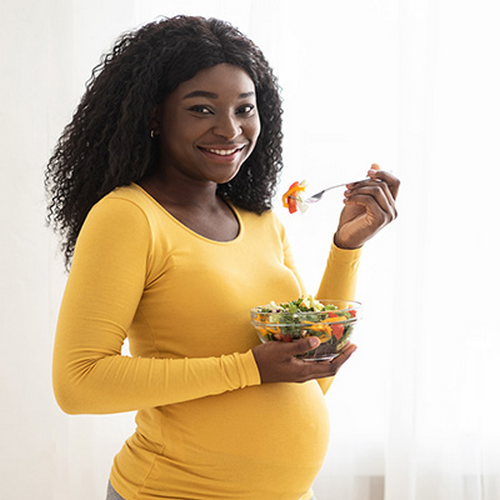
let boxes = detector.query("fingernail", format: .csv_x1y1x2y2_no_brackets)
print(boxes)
367,169,377,176
309,337,321,348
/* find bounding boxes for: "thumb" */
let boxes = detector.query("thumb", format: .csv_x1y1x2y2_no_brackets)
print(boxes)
289,337,321,355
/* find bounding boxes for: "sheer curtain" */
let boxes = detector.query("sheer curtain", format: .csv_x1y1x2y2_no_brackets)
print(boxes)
1,1,498,499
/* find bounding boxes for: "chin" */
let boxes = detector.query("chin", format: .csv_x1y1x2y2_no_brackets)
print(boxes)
210,165,244,185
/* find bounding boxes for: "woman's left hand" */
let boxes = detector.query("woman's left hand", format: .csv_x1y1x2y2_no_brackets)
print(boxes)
334,164,400,249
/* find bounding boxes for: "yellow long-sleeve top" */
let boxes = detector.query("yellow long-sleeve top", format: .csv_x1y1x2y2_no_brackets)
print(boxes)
52,183,361,500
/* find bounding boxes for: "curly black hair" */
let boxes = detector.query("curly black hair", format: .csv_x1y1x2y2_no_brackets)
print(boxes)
45,15,284,268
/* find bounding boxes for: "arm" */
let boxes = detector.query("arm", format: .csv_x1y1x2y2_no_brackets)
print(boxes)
52,198,260,415
279,220,361,395
252,168,399,387
278,215,361,302
315,243,362,395
315,166,400,394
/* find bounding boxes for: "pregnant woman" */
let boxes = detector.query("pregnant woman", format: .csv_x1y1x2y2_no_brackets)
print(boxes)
46,15,399,500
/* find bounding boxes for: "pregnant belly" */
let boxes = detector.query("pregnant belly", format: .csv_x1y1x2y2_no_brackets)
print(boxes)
132,380,330,498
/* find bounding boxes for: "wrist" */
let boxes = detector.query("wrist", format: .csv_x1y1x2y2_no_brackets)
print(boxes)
333,232,363,250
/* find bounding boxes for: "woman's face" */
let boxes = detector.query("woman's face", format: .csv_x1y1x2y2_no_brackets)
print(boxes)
156,63,261,186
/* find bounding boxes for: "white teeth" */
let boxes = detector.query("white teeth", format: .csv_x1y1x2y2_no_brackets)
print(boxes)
206,147,241,156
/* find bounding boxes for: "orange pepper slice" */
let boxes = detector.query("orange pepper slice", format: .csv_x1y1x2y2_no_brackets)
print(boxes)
282,181,306,213
302,323,333,343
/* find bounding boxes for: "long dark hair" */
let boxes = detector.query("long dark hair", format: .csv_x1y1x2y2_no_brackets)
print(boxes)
45,15,284,268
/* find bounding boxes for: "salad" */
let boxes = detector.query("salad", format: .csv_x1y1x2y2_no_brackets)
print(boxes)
251,296,358,345
282,180,307,214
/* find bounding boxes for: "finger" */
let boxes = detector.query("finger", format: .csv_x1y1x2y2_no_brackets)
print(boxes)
346,177,394,201
345,183,396,217
345,187,397,221
344,195,396,226
346,164,398,198
367,168,400,199
346,179,395,205
330,343,357,368
307,343,358,379
289,337,321,356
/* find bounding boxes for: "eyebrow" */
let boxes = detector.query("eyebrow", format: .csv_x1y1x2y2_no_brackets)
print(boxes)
182,90,255,100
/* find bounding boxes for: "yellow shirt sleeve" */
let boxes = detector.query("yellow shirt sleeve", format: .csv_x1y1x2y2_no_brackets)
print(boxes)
52,198,261,415
317,243,362,301
315,242,362,395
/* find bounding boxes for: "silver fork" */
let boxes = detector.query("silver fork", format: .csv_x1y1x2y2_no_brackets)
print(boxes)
304,182,351,204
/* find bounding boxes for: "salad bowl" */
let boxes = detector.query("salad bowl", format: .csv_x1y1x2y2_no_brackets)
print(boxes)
250,296,362,361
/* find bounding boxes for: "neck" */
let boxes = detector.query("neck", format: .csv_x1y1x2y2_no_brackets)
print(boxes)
136,168,239,242
139,170,222,208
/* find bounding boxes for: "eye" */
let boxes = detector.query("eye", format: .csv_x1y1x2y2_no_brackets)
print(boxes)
237,104,256,115
189,105,213,115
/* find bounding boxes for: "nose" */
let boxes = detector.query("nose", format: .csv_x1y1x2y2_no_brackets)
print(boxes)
213,114,242,140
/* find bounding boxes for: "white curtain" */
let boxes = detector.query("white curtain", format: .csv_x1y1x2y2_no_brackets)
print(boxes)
1,1,499,499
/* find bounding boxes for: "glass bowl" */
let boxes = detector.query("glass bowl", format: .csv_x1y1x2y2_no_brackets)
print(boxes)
250,299,362,361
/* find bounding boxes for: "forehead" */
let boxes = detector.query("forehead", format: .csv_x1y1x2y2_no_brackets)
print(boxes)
175,63,256,99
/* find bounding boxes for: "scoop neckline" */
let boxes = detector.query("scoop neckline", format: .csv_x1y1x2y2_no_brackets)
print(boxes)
131,182,244,245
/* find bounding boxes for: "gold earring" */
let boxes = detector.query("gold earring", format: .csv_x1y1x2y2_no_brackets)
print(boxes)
150,130,157,139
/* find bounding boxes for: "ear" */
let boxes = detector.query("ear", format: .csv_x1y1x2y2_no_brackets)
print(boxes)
150,105,161,133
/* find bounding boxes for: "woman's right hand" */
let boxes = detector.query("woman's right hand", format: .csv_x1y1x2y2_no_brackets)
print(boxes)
251,338,357,384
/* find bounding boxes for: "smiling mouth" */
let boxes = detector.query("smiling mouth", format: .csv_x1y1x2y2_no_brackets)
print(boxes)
199,145,246,157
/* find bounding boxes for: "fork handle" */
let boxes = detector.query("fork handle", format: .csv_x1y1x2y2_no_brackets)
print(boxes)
321,182,349,193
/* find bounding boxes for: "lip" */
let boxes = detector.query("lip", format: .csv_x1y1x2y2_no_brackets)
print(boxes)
197,144,247,162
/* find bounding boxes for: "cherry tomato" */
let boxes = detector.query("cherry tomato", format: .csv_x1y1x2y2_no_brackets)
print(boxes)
331,324,345,340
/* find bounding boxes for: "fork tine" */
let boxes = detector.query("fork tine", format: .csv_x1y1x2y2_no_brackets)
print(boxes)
304,193,324,203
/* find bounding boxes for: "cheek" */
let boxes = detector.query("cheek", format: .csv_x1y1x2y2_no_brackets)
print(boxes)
243,123,260,159
249,116,261,142
164,125,199,154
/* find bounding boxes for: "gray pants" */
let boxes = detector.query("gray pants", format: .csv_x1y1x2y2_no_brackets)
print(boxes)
107,481,126,500
106,480,318,500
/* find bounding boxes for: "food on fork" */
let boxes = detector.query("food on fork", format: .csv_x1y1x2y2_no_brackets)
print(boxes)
282,180,307,214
